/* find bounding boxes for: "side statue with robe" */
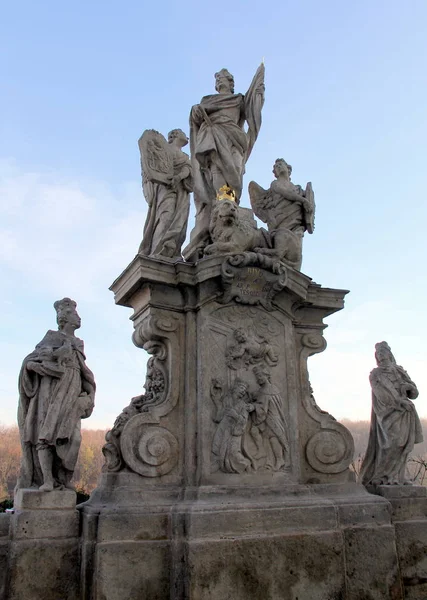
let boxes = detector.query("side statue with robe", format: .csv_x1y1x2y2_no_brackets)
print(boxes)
138,128,193,259
360,341,423,486
189,64,265,239
249,158,315,271
17,298,96,492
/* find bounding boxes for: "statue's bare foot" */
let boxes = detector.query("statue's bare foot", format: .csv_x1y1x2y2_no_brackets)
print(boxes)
39,480,54,492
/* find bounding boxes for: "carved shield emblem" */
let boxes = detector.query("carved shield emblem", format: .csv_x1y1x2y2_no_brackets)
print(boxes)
138,129,173,186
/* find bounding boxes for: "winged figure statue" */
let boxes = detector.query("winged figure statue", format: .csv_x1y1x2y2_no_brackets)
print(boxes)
249,158,315,271
138,129,193,259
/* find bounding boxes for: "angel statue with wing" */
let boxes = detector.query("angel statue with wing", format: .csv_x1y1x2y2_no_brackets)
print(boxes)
189,64,265,241
138,128,193,259
249,158,315,271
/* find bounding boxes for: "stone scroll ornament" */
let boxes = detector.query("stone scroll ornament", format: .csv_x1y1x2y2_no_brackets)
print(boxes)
360,341,423,486
16,298,96,492
298,332,354,476
103,313,180,477
138,128,193,259
249,158,315,271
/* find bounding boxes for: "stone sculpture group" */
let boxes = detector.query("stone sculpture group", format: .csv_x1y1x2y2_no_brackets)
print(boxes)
8,64,426,600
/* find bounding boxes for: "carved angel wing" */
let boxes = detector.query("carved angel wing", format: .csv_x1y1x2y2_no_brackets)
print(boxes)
248,181,270,224
138,129,173,187
304,182,315,234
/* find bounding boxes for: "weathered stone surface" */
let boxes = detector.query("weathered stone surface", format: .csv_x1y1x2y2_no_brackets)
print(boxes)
360,341,422,487
14,488,76,510
394,520,427,600
16,298,96,492
8,538,80,600
94,541,171,600
0,513,10,600
343,525,403,599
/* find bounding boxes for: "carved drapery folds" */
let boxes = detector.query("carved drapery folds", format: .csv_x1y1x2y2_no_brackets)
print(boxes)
297,330,354,476
103,311,181,477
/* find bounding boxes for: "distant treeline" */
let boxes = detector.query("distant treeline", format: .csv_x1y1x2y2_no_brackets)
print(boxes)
2,419,427,503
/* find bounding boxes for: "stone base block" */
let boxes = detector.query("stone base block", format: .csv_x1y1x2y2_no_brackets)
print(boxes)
14,488,77,510
95,541,171,600
81,482,404,600
8,538,80,600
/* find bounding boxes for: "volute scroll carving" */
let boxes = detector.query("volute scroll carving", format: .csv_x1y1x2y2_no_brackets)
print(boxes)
296,328,354,476
103,309,182,476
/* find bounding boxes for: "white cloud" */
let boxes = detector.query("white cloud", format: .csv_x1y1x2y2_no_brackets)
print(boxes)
0,158,146,301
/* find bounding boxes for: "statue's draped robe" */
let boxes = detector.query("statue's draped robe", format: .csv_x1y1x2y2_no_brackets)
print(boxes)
211,393,251,474
360,365,422,485
140,151,192,257
17,330,96,489
252,383,289,467
268,181,305,234
190,66,264,214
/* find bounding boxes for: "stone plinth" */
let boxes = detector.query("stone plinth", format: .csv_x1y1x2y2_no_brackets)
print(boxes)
78,254,406,599
7,489,80,600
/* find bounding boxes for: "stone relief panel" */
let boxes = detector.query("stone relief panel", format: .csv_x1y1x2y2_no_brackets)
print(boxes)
103,310,181,477
207,306,290,474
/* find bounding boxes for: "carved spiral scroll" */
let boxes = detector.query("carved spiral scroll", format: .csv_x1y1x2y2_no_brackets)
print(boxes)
121,415,178,477
305,429,353,474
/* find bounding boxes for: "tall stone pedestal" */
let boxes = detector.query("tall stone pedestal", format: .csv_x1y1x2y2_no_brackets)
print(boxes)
7,489,80,600
78,254,406,599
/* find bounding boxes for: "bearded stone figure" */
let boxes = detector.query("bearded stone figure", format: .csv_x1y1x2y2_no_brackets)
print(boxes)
16,298,96,492
360,341,422,486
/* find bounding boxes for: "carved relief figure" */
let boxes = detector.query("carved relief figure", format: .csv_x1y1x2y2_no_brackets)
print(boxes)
17,298,96,491
190,65,265,232
138,128,193,258
251,366,290,471
360,342,423,486
211,379,255,474
249,158,315,270
225,328,278,371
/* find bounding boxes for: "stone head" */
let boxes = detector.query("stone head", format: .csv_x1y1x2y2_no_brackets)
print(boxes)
273,159,292,180
375,341,396,367
210,199,238,231
54,297,81,332
215,68,234,94
234,328,247,344
253,365,271,385
168,128,188,148
232,379,249,401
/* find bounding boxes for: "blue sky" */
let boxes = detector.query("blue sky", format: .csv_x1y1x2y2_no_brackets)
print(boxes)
1,0,426,428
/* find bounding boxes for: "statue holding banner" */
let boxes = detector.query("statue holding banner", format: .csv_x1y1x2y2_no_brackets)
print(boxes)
189,64,265,242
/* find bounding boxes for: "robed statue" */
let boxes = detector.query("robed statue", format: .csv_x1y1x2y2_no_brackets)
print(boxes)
138,128,193,259
16,298,96,492
249,158,315,270
360,341,423,486
189,64,265,237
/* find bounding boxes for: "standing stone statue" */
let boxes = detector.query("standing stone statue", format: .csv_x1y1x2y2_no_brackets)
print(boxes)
249,158,315,270
360,341,423,486
138,128,193,259
16,298,96,492
190,64,265,235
